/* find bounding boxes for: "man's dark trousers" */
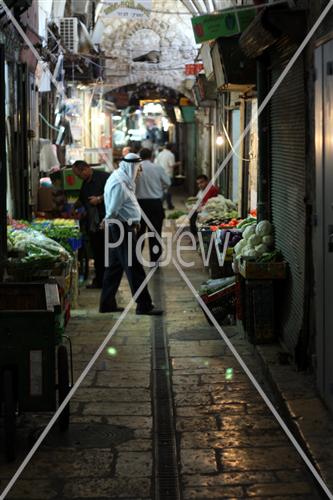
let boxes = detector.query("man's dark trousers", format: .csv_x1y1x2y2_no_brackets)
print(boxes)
100,223,153,312
137,199,164,262
89,230,105,287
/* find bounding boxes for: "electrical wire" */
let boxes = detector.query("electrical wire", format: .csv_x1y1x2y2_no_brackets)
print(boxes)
39,113,61,132
221,119,253,162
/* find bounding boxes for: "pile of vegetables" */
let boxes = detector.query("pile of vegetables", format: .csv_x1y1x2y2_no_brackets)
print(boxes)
218,229,243,250
18,218,81,252
8,219,29,230
234,220,275,260
175,214,190,227
167,210,187,220
29,219,80,253
7,228,71,267
185,196,198,209
198,195,238,226
237,216,257,231
199,276,236,296
209,218,239,231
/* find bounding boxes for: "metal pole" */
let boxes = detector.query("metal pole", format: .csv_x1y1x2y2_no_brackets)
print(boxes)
192,0,206,14
203,0,212,12
180,0,198,16
0,44,7,279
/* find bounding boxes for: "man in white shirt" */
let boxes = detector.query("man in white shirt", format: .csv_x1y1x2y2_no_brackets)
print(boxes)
100,152,163,316
155,143,176,209
136,148,171,263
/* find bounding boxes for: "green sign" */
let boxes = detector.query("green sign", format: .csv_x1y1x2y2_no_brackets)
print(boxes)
191,8,256,43
181,106,196,123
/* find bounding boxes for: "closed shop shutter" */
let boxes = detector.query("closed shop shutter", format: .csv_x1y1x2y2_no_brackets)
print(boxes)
269,36,306,352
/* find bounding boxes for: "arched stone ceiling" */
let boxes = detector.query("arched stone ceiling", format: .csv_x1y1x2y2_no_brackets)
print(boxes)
95,0,198,95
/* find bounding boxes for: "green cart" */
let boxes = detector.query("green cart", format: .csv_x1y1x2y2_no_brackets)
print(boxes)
0,282,73,461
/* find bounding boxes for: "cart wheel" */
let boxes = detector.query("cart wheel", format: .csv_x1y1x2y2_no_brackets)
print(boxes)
57,345,70,431
2,369,16,461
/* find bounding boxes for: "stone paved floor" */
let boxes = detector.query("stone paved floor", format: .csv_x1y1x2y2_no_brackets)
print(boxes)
0,218,323,499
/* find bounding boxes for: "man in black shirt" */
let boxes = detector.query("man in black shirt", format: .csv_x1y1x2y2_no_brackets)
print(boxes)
72,161,109,288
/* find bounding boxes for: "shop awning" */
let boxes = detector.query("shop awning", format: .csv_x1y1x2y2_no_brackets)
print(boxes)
239,4,306,59
211,35,256,92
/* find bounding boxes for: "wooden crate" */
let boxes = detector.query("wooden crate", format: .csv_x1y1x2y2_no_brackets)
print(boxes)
244,279,275,344
239,259,287,280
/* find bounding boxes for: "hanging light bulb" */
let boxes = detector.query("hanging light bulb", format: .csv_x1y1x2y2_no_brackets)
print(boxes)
216,133,224,146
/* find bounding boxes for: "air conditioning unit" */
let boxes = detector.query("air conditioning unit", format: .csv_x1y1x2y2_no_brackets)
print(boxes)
59,17,79,53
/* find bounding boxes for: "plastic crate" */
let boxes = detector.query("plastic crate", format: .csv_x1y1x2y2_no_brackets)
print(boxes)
67,237,82,251
244,280,275,344
201,283,236,325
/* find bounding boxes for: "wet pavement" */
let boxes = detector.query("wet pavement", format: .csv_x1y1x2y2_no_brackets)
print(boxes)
0,222,324,499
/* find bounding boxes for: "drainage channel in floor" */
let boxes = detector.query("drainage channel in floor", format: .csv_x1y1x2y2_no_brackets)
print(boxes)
151,271,181,500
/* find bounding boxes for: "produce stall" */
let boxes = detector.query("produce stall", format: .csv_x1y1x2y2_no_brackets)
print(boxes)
196,215,288,344
6,217,81,325
32,218,82,308
193,195,243,279
198,276,237,325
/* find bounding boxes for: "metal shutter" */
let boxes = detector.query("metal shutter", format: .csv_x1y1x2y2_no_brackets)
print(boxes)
269,36,306,352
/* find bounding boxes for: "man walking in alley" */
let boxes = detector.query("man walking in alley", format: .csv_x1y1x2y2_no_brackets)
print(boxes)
136,148,170,264
155,142,178,209
99,152,163,315
72,161,109,288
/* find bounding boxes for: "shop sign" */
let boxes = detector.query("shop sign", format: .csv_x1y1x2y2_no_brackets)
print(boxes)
184,63,204,76
179,97,192,106
103,0,151,19
199,42,214,81
181,106,196,123
191,8,256,43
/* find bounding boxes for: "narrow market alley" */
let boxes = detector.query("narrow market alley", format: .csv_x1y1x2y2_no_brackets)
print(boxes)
2,0,333,499
0,213,322,499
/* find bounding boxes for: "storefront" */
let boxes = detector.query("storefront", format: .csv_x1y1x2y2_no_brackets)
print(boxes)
210,35,257,215
239,3,309,364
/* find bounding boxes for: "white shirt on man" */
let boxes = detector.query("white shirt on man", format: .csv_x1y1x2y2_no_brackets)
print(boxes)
155,149,175,178
136,160,171,200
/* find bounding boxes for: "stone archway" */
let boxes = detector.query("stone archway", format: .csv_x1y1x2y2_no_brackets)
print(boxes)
127,28,161,61
99,10,197,94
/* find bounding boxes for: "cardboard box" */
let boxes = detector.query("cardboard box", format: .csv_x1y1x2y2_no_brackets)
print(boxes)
239,259,287,280
37,187,56,211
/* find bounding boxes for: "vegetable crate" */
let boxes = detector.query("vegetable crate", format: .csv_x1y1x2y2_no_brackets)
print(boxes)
200,283,236,325
0,283,73,461
243,279,275,344
239,259,287,280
